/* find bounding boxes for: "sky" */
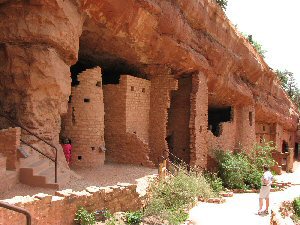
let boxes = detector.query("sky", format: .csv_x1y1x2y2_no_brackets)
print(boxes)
225,0,300,88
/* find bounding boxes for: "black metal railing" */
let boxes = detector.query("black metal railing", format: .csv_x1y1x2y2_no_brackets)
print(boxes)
0,111,58,183
0,201,31,225
161,149,204,176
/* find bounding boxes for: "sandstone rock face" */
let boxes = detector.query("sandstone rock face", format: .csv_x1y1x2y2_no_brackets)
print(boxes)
0,0,84,167
0,0,298,172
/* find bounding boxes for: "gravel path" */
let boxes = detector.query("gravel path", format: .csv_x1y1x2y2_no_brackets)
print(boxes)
188,161,300,225
0,163,157,200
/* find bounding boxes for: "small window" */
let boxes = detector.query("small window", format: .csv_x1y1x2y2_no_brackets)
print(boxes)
260,136,263,143
249,112,253,126
91,147,95,151
142,88,145,93
96,81,102,87
84,98,90,103
131,86,134,91
263,126,265,131
68,95,72,103
78,156,82,160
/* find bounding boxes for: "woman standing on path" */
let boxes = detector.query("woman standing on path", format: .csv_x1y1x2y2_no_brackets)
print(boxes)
258,165,273,215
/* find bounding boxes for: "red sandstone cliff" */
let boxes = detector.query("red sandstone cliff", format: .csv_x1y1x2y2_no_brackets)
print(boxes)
0,0,298,166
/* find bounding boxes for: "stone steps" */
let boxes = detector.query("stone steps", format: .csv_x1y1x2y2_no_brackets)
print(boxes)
19,157,66,189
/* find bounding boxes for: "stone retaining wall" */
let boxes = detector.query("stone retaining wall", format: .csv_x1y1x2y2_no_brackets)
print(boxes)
0,183,142,225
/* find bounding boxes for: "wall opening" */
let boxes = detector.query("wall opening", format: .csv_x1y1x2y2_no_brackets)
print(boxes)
70,61,96,86
249,112,253,126
100,58,144,85
295,143,299,159
208,106,232,137
282,140,289,153
166,76,192,165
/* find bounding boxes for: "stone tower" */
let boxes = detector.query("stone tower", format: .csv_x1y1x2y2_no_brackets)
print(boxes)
61,67,105,167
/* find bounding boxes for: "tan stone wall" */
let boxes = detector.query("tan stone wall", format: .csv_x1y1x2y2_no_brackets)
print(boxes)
167,77,191,164
207,121,236,152
103,75,153,166
61,67,105,167
206,105,256,169
0,127,21,170
255,122,273,143
125,76,150,143
190,73,208,168
235,106,256,152
0,183,142,225
149,75,178,165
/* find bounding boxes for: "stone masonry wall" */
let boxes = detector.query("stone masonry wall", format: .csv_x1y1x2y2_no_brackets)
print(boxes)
207,112,236,153
149,75,178,165
235,106,256,152
0,127,21,170
125,76,151,143
61,67,105,167
255,122,273,143
189,73,208,169
167,77,192,164
103,75,153,166
0,183,142,225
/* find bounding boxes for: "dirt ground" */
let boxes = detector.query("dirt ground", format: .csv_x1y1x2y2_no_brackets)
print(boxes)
0,162,157,200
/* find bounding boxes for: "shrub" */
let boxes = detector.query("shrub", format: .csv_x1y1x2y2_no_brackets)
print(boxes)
103,210,118,225
248,141,276,169
145,168,216,225
74,207,96,225
242,33,267,58
293,197,300,218
215,0,228,10
204,172,223,194
125,211,143,224
215,141,275,190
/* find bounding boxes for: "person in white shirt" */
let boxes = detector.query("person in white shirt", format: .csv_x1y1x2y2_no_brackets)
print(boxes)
258,165,273,215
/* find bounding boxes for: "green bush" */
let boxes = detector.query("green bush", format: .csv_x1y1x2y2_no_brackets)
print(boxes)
204,172,223,194
74,207,96,225
103,210,118,225
145,168,216,225
215,0,228,10
242,33,267,58
125,211,143,224
215,141,275,189
293,197,300,218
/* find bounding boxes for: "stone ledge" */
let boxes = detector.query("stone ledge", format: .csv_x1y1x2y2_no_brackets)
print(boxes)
0,183,142,225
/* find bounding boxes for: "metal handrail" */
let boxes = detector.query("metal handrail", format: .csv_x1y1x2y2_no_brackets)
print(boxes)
0,111,58,183
0,201,31,225
162,148,205,175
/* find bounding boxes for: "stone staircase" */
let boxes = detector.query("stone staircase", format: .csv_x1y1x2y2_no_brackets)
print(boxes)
19,154,68,189
0,154,18,192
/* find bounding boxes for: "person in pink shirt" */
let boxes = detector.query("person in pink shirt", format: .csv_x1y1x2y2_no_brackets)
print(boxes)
61,138,72,165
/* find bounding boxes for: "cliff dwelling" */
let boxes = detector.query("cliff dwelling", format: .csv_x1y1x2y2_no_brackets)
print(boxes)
0,0,299,201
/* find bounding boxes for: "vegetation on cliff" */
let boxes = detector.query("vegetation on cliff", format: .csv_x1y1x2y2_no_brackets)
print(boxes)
216,0,228,10
242,33,267,58
276,69,300,109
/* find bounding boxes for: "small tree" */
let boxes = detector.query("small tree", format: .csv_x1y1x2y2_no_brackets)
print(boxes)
216,0,228,11
276,69,300,110
242,33,267,58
